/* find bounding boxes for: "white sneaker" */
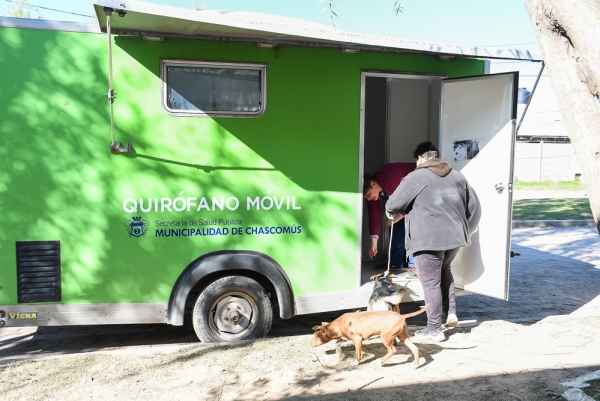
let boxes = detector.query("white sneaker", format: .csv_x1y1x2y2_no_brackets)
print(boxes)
445,313,459,328
414,327,446,342
405,271,418,279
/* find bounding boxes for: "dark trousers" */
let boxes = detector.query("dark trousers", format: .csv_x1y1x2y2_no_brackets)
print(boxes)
414,248,460,330
389,220,415,268
390,219,407,268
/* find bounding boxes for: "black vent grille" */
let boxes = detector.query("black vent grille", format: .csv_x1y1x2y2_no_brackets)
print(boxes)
16,241,61,303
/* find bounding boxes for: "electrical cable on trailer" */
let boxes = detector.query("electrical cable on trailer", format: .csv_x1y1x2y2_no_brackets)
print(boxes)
104,7,132,154
3,0,94,18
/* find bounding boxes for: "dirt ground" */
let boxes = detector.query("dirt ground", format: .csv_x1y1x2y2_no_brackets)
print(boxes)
1,226,600,401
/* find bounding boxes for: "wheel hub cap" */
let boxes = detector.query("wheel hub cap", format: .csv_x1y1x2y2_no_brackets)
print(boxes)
214,296,253,334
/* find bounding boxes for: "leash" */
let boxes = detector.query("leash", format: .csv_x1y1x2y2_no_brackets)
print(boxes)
385,218,394,277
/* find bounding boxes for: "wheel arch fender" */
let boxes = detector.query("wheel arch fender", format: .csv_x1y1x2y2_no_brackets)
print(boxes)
167,250,295,325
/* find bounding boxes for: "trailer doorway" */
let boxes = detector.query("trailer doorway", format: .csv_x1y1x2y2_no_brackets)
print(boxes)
360,72,444,283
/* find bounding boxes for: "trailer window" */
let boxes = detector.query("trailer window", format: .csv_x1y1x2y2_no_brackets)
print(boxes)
161,60,267,117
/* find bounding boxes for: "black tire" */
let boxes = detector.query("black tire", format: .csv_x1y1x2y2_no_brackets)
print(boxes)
192,276,273,343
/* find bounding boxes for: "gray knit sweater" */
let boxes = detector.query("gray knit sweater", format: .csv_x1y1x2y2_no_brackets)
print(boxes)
385,159,476,255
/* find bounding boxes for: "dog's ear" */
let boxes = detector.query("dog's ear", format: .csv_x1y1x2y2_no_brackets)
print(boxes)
312,325,321,331
321,322,330,326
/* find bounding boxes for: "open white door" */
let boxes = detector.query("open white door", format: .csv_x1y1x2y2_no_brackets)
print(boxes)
439,73,518,301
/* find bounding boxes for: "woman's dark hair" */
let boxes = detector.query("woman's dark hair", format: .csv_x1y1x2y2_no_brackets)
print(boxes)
363,173,376,195
412,141,439,159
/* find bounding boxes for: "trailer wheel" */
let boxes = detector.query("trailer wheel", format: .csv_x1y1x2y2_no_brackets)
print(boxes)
192,276,273,343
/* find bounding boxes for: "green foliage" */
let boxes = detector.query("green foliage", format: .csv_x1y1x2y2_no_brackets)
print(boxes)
580,378,600,400
512,198,592,220
2,0,42,19
319,0,339,26
513,180,586,191
393,0,404,14
191,1,209,11
320,0,403,25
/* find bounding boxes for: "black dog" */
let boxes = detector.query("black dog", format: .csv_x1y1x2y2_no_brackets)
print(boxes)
367,274,406,313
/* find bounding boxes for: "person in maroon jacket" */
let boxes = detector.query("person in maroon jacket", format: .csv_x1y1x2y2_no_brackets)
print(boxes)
363,162,416,272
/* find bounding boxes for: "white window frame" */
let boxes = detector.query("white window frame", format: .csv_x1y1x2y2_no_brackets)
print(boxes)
160,59,267,118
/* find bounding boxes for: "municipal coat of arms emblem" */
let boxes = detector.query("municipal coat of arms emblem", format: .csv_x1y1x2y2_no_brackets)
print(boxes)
125,216,149,238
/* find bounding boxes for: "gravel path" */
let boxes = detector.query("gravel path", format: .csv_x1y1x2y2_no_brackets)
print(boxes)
1,227,599,400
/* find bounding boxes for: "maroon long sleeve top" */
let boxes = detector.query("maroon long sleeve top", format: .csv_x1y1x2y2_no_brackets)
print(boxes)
366,162,415,238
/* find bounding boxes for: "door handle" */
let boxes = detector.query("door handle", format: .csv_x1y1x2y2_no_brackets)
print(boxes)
495,183,505,194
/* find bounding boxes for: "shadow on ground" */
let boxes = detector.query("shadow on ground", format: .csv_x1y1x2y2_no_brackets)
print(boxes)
258,365,600,401
1,228,599,360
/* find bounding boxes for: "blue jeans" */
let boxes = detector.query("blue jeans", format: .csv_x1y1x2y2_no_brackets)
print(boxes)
390,220,415,268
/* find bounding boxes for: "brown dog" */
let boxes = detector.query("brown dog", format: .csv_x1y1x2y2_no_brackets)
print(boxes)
310,305,429,368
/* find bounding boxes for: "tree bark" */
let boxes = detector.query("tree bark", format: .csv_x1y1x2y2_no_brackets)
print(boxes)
523,0,600,234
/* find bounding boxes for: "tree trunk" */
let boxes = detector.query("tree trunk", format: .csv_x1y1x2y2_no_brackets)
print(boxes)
523,0,600,234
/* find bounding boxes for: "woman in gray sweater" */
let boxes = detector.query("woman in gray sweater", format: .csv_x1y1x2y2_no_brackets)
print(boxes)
385,141,476,342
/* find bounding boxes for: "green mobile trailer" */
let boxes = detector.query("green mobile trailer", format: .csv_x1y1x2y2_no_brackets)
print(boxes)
0,0,543,342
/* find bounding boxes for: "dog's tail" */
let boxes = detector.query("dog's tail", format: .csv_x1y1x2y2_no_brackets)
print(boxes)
399,304,429,319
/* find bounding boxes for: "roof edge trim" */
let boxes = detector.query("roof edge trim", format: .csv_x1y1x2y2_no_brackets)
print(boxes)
0,16,101,34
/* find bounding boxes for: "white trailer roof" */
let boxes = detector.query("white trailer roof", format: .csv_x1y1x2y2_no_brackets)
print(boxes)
92,0,542,61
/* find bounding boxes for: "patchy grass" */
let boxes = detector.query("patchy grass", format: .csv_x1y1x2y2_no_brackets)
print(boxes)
582,378,600,400
512,198,593,220
514,180,586,191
